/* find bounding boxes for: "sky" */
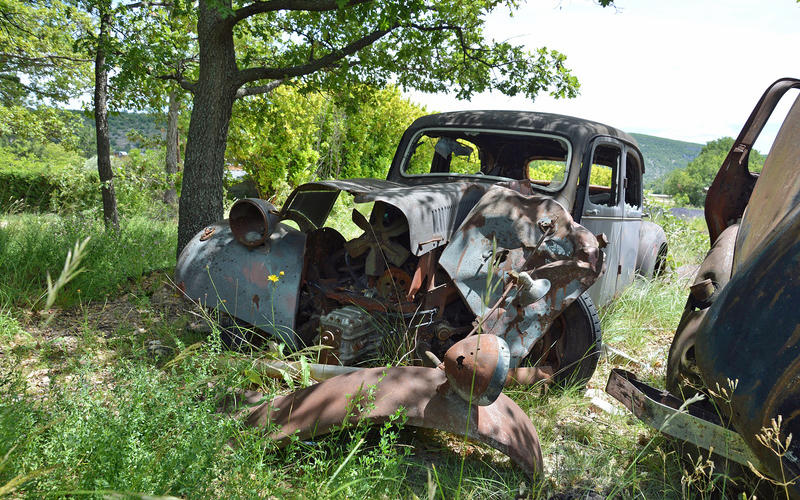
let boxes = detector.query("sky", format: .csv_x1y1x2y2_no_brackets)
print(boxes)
405,0,800,153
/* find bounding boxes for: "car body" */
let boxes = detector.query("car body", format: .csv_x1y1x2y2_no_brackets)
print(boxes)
607,78,800,497
177,110,666,359
176,109,669,477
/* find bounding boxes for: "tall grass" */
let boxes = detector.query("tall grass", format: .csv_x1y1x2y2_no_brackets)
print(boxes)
0,214,176,309
1,202,746,498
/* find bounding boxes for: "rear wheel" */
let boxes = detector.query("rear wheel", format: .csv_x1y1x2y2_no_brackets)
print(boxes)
521,292,602,388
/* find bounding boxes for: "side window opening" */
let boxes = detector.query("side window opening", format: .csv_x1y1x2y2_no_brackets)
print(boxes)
625,151,642,210
587,144,621,207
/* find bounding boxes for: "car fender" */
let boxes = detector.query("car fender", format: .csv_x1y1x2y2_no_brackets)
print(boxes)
635,220,667,278
175,220,306,349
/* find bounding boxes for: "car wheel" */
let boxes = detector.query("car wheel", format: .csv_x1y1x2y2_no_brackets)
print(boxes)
520,292,602,388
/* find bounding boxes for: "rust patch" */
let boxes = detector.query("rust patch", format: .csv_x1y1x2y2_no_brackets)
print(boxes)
199,226,216,241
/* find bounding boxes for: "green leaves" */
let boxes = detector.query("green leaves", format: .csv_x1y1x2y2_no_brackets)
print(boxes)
220,0,584,102
663,137,766,206
0,0,92,104
226,85,426,198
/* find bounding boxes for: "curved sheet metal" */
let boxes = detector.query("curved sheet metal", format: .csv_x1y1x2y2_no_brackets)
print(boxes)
694,201,800,498
733,92,800,274
175,220,306,349
439,185,604,366
246,366,543,478
280,179,489,255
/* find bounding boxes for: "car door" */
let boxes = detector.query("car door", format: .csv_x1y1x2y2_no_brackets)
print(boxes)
617,147,644,294
579,138,625,308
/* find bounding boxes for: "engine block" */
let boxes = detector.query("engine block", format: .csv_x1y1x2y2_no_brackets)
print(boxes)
319,306,383,366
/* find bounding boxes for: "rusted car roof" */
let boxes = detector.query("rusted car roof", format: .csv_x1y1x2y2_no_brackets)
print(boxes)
402,110,638,148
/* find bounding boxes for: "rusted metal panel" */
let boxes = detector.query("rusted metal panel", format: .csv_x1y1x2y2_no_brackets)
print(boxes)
733,93,800,273
666,223,738,395
175,221,306,349
282,178,489,256
280,179,403,231
607,369,763,469
694,196,800,497
246,364,543,478
439,185,604,366
704,78,800,244
442,335,510,406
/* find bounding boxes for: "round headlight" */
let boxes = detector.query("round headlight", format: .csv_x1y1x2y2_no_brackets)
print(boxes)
229,198,280,247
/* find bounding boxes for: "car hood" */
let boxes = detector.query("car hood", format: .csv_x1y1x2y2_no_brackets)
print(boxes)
282,178,500,255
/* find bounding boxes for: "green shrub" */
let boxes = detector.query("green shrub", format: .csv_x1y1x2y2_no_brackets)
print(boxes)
114,148,173,219
0,145,86,211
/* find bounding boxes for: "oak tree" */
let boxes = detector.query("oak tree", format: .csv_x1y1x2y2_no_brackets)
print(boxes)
169,0,609,253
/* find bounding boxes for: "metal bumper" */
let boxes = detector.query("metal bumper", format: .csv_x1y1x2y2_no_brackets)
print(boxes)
606,368,762,469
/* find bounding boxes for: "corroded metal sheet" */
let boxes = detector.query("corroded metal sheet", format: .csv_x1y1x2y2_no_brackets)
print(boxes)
733,93,800,273
246,365,543,478
175,221,306,349
694,196,800,497
607,369,763,469
666,223,738,396
281,178,489,255
439,185,604,367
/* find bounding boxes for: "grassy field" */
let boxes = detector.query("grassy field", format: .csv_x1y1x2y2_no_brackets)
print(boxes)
0,207,778,499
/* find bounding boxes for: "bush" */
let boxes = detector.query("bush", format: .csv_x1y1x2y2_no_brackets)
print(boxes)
0,145,86,211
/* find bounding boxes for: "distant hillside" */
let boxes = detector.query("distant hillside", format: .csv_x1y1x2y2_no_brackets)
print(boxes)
631,133,703,189
68,110,163,153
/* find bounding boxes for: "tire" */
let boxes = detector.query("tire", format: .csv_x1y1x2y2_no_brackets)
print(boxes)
521,292,602,388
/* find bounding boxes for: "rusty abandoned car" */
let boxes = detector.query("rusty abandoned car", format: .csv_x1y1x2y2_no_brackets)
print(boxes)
607,78,800,498
176,110,667,476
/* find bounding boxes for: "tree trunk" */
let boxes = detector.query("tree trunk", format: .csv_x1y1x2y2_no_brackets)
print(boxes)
94,9,119,231
177,0,238,255
163,89,180,206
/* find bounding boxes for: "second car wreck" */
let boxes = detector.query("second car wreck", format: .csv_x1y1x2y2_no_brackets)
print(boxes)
607,78,800,498
177,111,666,476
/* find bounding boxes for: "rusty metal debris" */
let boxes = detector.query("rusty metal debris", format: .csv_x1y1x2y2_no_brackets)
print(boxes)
607,369,763,469
609,78,800,498
247,336,543,478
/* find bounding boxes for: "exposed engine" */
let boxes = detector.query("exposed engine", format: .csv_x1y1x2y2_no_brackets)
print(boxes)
177,180,605,377
299,201,458,365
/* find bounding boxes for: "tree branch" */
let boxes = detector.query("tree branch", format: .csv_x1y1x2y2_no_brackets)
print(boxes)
231,0,370,25
0,52,92,64
157,73,197,92
234,78,285,99
405,22,494,68
122,1,173,9
0,73,69,100
236,25,394,85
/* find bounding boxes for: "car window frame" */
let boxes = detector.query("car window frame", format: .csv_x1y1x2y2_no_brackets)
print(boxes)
397,127,573,192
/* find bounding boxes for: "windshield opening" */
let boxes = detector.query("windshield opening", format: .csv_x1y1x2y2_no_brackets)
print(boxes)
401,129,571,191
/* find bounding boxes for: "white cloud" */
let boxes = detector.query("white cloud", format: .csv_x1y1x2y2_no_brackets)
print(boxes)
406,0,800,151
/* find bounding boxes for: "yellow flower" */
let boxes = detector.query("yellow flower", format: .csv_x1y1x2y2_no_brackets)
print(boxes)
268,274,279,283
279,271,285,276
